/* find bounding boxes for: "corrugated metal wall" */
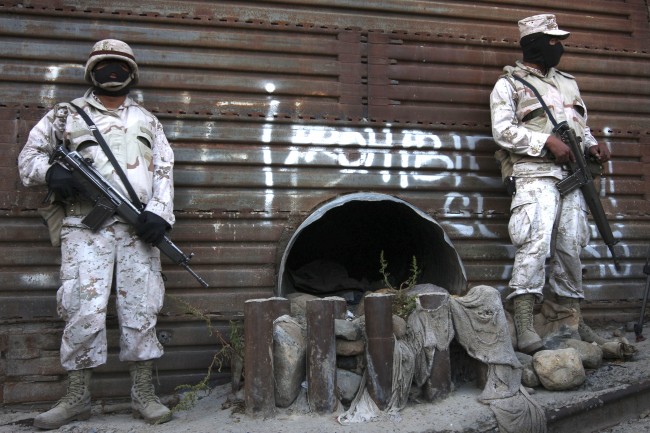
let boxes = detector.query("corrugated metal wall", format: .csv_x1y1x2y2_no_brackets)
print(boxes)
1,0,649,403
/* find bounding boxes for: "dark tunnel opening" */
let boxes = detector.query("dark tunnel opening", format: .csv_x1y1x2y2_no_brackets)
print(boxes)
277,193,467,301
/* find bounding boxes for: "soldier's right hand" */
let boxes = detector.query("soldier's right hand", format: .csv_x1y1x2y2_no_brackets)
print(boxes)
545,135,575,164
45,164,81,199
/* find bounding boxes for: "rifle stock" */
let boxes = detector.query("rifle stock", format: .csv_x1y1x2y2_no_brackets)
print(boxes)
553,121,621,271
50,145,209,288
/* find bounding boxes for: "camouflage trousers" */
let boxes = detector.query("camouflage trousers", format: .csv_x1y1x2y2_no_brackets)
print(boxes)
506,177,590,301
57,221,165,370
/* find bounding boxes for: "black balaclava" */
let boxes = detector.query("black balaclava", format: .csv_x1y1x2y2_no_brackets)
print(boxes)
92,61,133,96
520,34,564,71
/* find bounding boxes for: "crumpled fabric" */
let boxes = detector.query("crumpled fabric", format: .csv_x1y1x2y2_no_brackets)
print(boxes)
338,292,454,424
532,300,637,360
339,285,547,433
601,340,638,360
489,386,547,433
533,300,579,339
407,294,455,388
336,376,382,424
337,341,411,425
450,285,546,433
450,285,521,368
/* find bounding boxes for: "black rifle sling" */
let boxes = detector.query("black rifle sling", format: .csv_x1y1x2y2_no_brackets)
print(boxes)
511,75,561,129
69,102,144,211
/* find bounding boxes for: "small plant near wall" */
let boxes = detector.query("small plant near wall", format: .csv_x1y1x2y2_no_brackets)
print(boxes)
166,295,244,412
379,250,420,320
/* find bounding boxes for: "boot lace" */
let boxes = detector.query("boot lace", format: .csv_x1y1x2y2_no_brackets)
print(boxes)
514,297,534,330
133,364,161,404
57,371,87,406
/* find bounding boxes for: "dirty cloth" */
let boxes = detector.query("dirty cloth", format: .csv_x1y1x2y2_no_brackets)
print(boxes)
489,386,547,433
449,286,521,369
336,334,416,424
339,285,547,433
338,292,454,424
530,300,637,360
450,285,546,433
533,300,580,340
407,292,455,388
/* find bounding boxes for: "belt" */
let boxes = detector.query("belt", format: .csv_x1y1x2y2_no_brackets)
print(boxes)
64,200,95,217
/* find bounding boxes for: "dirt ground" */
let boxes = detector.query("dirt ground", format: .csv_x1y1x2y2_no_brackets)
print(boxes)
2,324,650,433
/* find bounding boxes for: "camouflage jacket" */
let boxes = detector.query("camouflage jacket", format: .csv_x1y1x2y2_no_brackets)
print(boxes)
17,89,175,226
489,61,598,180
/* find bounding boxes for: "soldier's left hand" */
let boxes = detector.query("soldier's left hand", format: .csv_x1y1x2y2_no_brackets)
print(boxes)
45,164,82,199
588,143,611,163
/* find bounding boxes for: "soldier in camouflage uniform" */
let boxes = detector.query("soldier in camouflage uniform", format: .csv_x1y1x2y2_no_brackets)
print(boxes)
489,15,612,354
18,39,175,429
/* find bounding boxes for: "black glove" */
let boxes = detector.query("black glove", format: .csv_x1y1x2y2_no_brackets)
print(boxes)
135,211,170,244
45,164,81,199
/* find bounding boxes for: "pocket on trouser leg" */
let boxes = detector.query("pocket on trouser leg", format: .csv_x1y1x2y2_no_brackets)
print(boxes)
577,205,590,248
119,255,165,331
56,257,80,322
146,256,165,316
509,203,534,248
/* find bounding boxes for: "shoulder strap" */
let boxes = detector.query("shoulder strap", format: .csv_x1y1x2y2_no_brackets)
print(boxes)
510,75,560,129
69,102,144,210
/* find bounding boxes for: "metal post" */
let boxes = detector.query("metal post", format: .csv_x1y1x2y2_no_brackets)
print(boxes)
364,292,394,410
324,295,347,319
306,298,338,413
244,297,290,416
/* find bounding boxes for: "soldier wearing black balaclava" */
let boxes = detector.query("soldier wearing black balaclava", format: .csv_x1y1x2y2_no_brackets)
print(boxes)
489,15,613,354
520,33,565,72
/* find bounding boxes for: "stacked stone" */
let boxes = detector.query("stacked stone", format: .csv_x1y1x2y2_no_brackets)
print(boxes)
273,293,366,409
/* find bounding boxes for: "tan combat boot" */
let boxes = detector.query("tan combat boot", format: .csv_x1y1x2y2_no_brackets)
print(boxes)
513,294,543,354
130,361,172,424
33,369,92,430
556,297,609,345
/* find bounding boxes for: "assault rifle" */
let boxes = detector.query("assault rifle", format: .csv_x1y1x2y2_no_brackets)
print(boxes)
554,121,622,271
49,145,209,288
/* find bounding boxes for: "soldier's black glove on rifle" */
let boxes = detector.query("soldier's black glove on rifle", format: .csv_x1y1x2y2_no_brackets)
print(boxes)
47,145,209,287
46,164,82,199
135,211,170,244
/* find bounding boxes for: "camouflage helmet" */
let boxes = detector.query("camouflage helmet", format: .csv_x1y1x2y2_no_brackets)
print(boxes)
84,39,139,87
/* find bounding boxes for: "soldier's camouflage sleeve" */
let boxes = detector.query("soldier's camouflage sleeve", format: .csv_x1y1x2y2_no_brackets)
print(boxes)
582,122,598,149
489,77,548,157
17,110,57,187
145,118,175,227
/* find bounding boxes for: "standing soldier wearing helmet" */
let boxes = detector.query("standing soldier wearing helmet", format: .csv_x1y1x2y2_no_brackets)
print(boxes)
18,39,174,429
489,15,612,354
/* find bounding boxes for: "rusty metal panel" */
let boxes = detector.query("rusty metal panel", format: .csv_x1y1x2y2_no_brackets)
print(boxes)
0,0,649,403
